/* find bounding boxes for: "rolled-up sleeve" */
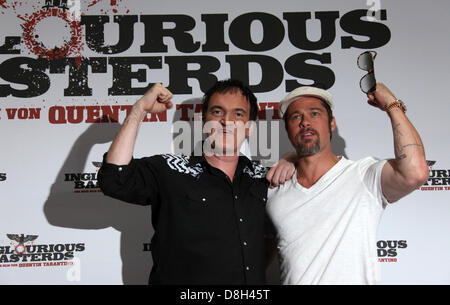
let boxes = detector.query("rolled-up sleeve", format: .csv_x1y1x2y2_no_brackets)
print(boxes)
98,153,160,206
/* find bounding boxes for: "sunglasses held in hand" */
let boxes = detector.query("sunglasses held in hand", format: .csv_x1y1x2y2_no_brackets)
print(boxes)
357,51,377,94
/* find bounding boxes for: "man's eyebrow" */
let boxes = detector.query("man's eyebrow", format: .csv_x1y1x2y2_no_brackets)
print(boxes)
209,105,224,111
233,107,247,113
209,105,248,113
286,109,300,118
287,107,324,117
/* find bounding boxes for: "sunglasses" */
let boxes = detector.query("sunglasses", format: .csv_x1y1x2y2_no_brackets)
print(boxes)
357,51,377,93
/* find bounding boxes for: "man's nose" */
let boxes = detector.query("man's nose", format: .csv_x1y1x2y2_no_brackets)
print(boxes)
220,112,235,126
299,115,311,128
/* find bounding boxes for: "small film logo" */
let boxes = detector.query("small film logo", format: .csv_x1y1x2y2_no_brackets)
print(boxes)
0,233,86,270
7,234,38,255
421,161,450,191
64,161,102,193
377,240,407,263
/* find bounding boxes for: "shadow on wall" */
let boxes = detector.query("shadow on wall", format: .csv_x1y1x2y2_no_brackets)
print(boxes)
331,126,348,159
43,119,153,285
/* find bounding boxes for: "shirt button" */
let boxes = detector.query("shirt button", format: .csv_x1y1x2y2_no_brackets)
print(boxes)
234,195,238,200
202,198,206,202
118,167,122,172
263,198,266,202
246,266,250,271
239,218,243,222
243,241,247,246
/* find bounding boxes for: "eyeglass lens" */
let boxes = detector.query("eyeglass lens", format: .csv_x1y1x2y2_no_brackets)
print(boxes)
357,52,375,71
360,72,376,93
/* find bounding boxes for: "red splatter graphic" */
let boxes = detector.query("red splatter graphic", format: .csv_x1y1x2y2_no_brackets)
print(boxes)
87,0,102,7
1,1,50,20
88,0,122,8
4,0,131,61
87,0,128,14
21,8,84,61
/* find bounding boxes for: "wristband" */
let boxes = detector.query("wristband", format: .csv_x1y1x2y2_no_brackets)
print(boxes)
385,99,406,113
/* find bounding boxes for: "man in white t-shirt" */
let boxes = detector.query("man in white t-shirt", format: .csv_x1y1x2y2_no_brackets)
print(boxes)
266,83,429,284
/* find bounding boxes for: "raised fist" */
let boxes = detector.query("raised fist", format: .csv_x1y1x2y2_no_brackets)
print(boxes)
135,83,174,114
367,82,397,111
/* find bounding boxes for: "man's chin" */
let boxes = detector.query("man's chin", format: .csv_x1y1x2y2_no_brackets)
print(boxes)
296,142,321,157
204,141,241,156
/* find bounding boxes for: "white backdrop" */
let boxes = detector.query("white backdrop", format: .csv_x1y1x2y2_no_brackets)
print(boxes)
0,0,449,285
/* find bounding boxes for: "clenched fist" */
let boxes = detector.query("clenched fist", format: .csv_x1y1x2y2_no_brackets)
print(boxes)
367,82,397,111
135,83,174,114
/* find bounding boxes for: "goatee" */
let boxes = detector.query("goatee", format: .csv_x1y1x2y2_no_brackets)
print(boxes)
296,130,321,156
297,141,320,156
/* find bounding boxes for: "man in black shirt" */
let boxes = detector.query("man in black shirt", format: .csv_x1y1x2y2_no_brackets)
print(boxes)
98,80,293,284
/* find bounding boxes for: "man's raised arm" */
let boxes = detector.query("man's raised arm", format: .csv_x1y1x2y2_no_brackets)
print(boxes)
106,83,173,165
368,83,429,203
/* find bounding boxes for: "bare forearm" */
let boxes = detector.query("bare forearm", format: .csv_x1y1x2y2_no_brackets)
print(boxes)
390,108,425,166
105,83,173,165
388,107,428,187
106,103,147,165
367,83,428,201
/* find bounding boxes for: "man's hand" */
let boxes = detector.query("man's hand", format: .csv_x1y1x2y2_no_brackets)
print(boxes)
135,83,174,114
266,158,296,188
367,82,397,110
106,82,173,165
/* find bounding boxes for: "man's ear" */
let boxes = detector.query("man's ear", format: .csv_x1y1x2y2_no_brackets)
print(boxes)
330,117,336,132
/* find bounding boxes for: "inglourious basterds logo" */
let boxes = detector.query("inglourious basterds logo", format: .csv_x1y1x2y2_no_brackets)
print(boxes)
377,240,407,263
1,0,391,99
64,161,102,193
420,161,450,191
0,234,85,268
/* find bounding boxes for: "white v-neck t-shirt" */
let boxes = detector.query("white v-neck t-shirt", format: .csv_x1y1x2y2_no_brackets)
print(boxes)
267,156,388,285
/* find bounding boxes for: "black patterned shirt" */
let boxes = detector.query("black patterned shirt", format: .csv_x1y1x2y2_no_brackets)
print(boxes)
98,153,270,285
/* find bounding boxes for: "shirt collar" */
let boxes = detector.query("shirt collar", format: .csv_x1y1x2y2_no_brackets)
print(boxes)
187,152,253,169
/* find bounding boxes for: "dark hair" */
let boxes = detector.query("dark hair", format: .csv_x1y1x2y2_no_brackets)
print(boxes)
321,100,334,140
202,79,258,121
320,100,333,129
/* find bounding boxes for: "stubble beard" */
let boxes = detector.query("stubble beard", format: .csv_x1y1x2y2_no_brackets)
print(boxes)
296,131,321,157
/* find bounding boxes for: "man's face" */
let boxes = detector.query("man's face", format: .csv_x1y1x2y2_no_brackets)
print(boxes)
203,91,252,156
285,97,335,157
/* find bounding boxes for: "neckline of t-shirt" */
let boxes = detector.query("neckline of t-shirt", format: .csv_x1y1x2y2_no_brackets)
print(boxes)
292,156,349,193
